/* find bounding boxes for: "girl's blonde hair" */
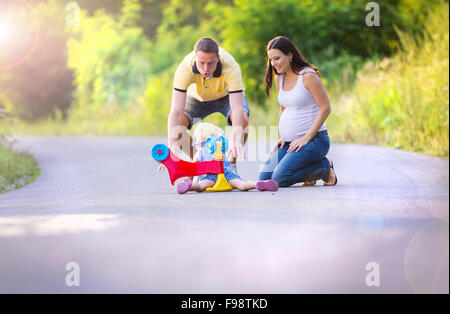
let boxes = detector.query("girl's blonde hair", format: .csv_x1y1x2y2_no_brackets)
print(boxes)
193,123,224,145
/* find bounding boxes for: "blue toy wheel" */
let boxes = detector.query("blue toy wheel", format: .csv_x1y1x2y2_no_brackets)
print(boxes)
206,136,217,154
152,143,169,161
217,136,229,154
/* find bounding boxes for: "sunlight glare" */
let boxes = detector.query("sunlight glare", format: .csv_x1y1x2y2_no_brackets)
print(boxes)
0,20,10,41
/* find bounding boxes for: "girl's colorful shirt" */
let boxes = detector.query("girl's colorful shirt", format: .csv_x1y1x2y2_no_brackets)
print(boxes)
198,148,242,182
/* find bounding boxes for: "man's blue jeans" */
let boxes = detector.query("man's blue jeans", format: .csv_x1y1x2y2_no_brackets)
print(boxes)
258,134,332,187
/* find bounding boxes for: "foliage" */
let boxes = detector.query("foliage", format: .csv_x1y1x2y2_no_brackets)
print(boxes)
0,140,40,193
206,0,444,105
328,2,449,156
67,0,152,122
1,0,448,157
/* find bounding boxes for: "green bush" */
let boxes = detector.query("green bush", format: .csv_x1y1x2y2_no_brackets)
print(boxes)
206,0,442,106
67,2,152,118
0,139,40,193
328,2,449,156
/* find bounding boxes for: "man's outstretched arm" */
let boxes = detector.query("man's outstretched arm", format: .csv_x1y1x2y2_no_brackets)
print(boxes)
158,90,190,172
167,90,192,156
228,92,246,161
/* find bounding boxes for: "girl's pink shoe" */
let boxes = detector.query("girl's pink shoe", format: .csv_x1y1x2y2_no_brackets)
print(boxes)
256,179,279,192
176,178,192,194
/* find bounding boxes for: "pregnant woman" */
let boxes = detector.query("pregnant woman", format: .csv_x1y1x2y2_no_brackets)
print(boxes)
258,36,337,187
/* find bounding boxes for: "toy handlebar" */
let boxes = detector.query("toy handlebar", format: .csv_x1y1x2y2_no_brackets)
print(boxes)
151,143,224,185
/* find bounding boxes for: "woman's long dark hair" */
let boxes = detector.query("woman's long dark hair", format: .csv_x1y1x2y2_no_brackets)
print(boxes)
265,36,320,97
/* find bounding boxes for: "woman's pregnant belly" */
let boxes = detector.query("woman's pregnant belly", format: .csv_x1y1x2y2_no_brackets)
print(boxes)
279,107,323,142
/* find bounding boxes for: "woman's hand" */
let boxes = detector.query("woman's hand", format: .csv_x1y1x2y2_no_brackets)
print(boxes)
271,138,286,154
287,136,309,152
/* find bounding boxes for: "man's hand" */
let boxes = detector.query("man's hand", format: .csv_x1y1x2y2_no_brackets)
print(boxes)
227,92,247,162
155,143,175,172
227,130,245,162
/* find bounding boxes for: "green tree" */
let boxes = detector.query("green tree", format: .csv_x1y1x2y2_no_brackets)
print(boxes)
67,0,151,119
147,0,227,75
76,0,170,38
206,0,444,106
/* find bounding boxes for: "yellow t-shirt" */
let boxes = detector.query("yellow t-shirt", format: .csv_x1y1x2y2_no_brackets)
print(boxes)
173,47,245,102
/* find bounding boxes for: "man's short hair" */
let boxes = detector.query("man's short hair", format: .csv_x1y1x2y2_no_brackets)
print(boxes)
194,37,219,55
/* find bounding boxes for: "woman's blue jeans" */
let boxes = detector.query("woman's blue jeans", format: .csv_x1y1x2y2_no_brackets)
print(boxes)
258,134,332,187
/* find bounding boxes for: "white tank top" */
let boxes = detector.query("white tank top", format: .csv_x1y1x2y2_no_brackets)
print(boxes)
278,68,327,142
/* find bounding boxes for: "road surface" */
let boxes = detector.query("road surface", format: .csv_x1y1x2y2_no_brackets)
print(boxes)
0,136,448,293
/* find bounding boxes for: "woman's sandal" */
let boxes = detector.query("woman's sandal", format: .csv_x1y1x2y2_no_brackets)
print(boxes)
323,160,338,186
303,180,317,186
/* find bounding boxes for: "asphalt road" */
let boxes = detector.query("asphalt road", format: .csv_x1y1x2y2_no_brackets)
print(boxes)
0,136,448,293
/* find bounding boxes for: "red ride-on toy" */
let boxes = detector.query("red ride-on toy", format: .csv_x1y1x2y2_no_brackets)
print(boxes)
151,136,233,192
151,143,223,185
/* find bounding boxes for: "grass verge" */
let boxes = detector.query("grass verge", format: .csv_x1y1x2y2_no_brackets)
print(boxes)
0,139,40,193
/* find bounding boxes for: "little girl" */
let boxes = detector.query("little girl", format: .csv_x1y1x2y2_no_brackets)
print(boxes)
176,123,278,194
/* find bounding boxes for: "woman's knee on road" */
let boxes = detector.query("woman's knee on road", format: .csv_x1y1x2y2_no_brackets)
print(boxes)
271,168,293,187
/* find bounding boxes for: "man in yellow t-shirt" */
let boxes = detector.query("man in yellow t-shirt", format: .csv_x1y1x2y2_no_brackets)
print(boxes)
167,37,249,165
